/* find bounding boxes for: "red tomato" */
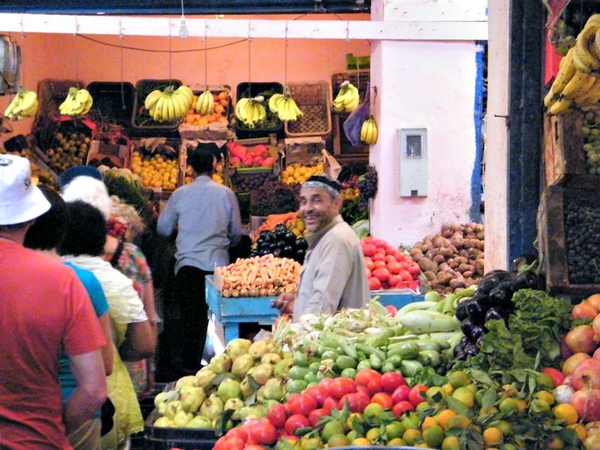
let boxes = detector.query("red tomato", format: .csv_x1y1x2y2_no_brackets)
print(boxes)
329,377,357,400
267,402,288,429
373,267,391,283
385,305,397,317
385,254,398,264
249,421,278,445
355,368,381,386
406,261,421,277
366,376,382,396
398,269,413,282
368,277,382,290
244,446,267,450
372,239,387,249
391,384,411,404
395,252,407,262
371,392,394,409
380,372,407,393
214,436,245,450
284,414,310,436
226,427,248,442
308,408,328,428
408,384,429,407
388,274,402,288
340,391,371,413
322,397,339,414
317,378,334,397
385,245,398,255
372,253,386,262
387,261,403,275
288,394,318,417
392,400,415,417
365,268,372,279
364,256,374,271
304,385,327,407
362,243,376,257
373,260,387,269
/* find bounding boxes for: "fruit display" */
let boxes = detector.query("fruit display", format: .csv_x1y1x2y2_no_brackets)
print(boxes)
143,84,194,122
249,178,300,217
361,236,421,291
228,142,276,169
231,171,273,193
360,114,378,145
129,141,179,190
184,89,229,126
235,84,283,133
564,200,600,284
410,222,485,293
0,147,57,189
581,104,600,175
280,161,325,185
3,89,39,121
151,336,289,430
58,87,93,117
44,130,91,173
235,96,270,129
214,254,302,298
545,14,600,115
250,224,308,264
268,88,303,122
253,212,305,239
332,80,360,113
357,165,378,212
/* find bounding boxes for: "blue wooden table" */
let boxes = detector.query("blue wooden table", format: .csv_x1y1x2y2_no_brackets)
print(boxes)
205,275,424,343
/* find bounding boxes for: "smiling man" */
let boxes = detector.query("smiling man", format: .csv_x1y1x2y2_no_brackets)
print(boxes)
272,174,370,319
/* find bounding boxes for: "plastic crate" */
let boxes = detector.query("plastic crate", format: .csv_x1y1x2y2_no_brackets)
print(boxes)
143,410,216,450
235,82,284,140
86,81,135,129
131,79,182,134
284,81,332,138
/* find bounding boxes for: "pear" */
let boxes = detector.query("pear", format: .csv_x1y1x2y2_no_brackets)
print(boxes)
173,410,194,428
164,400,183,420
225,338,252,362
208,353,232,374
224,397,244,420
217,378,242,402
248,339,273,360
231,353,255,378
274,357,295,378
187,415,213,429
263,378,285,401
153,416,174,427
261,352,282,365
180,386,206,413
250,363,274,385
154,391,170,408
238,404,267,422
199,394,224,420
195,367,217,388
175,375,197,389
240,376,256,398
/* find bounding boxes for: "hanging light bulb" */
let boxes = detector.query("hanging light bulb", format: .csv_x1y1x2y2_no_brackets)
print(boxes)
179,0,189,38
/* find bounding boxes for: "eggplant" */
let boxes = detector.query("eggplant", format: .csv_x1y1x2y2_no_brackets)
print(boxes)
455,299,470,321
510,254,537,273
464,344,479,357
295,237,308,250
470,326,485,341
466,298,485,325
476,276,502,296
488,283,513,306
284,231,297,244
460,318,475,336
484,307,505,323
475,335,485,348
481,269,511,282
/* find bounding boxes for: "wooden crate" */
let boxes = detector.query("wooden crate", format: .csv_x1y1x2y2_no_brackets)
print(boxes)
537,178,600,301
542,110,586,187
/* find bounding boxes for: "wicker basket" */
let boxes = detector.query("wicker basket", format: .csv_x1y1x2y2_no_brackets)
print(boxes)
284,81,332,138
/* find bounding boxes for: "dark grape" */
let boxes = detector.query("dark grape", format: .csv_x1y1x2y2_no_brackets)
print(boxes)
564,201,600,284
357,165,378,212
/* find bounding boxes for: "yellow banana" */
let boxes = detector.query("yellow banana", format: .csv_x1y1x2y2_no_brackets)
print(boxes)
544,87,558,109
333,81,353,111
548,97,573,115
551,47,576,95
59,87,79,116
574,17,600,73
360,115,378,145
176,85,194,105
196,89,214,115
145,90,163,111
269,93,285,114
235,98,250,123
574,78,600,107
562,71,597,99
152,95,166,121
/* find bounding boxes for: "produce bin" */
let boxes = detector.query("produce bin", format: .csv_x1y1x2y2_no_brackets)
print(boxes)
86,81,135,129
129,137,181,191
284,80,332,138
143,409,216,450
235,81,284,140
538,177,600,301
178,84,232,141
131,79,182,136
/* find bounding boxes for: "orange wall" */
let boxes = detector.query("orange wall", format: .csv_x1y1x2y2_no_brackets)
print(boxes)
1,14,370,146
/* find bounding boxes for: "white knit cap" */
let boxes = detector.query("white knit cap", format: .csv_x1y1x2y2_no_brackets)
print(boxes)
61,175,112,220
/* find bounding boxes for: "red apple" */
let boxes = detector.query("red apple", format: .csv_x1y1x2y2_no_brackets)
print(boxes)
542,367,565,388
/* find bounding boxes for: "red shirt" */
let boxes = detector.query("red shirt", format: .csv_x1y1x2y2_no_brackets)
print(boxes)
0,241,106,449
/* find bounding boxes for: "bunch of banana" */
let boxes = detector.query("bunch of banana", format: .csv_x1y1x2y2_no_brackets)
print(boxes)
235,96,267,128
195,89,214,115
268,92,303,121
3,89,38,121
573,14,600,74
58,87,93,117
144,85,194,122
360,115,378,145
332,81,360,113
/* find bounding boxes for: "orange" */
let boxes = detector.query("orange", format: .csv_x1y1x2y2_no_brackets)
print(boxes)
352,437,371,446
421,416,438,430
402,428,422,446
436,409,457,429
545,434,565,449
441,435,461,450
498,397,519,414
422,424,445,448
327,433,350,447
553,403,578,425
568,423,587,441
483,427,503,446
445,414,470,430
387,437,407,446
536,390,555,406
365,427,381,444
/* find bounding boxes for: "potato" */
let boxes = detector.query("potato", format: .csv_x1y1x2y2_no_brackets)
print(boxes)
423,270,437,281
449,278,466,289
433,254,445,264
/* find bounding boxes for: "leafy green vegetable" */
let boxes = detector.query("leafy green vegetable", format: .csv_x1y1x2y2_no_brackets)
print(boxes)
468,289,571,373
409,366,445,388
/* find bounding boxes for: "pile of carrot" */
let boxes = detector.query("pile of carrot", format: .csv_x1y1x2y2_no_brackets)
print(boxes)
215,254,302,298
254,212,298,237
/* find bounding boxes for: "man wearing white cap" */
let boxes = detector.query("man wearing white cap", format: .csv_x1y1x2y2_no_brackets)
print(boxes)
0,154,107,449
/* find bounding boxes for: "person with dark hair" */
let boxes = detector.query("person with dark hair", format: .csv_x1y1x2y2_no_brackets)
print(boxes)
24,185,114,450
59,200,156,449
272,174,370,319
0,155,107,449
157,143,243,376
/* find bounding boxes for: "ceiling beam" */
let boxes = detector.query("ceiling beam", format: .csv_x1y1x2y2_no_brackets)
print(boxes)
0,13,487,41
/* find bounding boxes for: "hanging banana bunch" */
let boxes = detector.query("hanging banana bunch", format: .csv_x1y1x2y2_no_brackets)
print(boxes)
235,96,267,128
4,89,38,121
144,85,194,122
58,87,94,117
268,87,303,121
333,80,360,113
195,89,214,115
360,115,379,145
545,14,600,115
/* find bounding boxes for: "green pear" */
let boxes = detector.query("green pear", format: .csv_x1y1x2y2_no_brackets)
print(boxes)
164,400,183,420
199,394,224,420
175,375,197,389
208,353,232,374
187,415,213,429
180,386,206,413
261,352,282,365
195,367,217,388
273,357,294,378
224,397,244,420
154,391,170,408
250,363,273,385
217,378,242,402
238,404,267,422
231,353,255,378
173,410,194,428
248,339,273,360
240,377,256,398
263,378,285,401
225,338,252,362
153,416,174,427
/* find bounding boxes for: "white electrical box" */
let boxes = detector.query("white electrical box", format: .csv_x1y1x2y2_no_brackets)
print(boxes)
398,128,428,197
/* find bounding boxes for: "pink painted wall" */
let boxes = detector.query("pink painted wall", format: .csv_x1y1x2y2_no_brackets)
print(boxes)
0,14,370,145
